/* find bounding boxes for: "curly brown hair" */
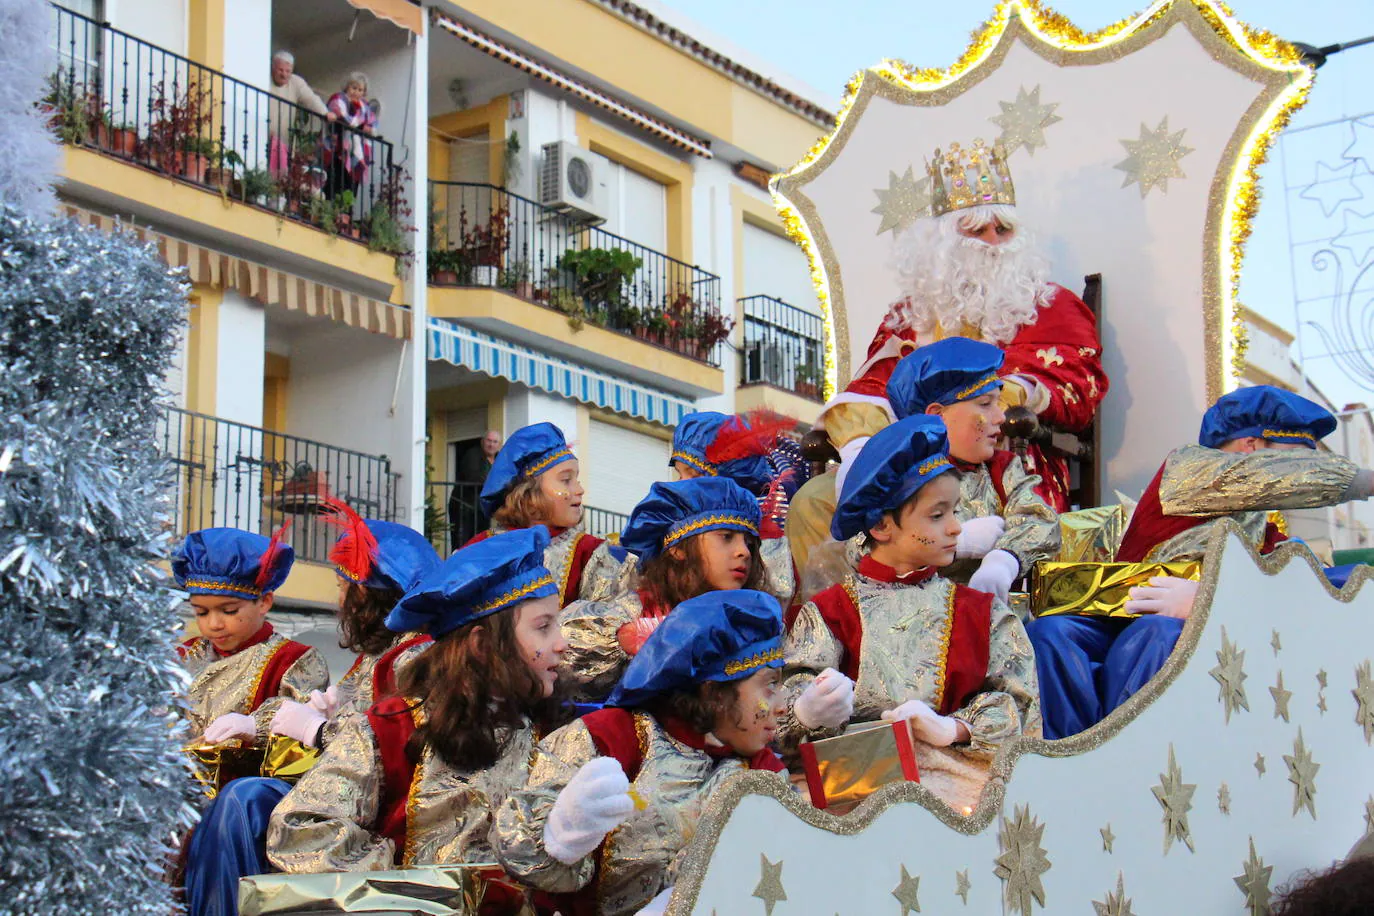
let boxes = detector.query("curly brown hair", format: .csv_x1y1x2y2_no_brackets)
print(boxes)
337,582,403,656
643,681,743,735
1271,858,1374,916
637,532,765,608
393,608,564,771
490,476,555,529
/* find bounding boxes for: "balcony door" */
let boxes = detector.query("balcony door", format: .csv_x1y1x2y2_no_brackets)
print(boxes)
592,154,667,308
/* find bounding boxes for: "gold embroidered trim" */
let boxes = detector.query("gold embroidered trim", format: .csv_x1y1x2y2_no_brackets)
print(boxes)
663,514,759,548
951,373,1000,403
596,713,654,913
183,578,263,597
335,565,366,583
241,636,285,716
1262,428,1316,442
400,702,427,867
522,448,574,478
918,455,952,476
723,646,784,676
671,451,719,477
933,582,956,713
471,573,556,614
554,531,584,605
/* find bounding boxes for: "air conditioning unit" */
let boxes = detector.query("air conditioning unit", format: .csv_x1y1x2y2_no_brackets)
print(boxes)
539,140,607,226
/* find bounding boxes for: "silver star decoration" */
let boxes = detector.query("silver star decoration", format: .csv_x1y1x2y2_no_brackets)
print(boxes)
1354,660,1374,743
1100,823,1115,853
893,864,921,914
1333,210,1374,266
1284,728,1320,819
1093,872,1137,916
1115,115,1194,197
1210,626,1250,723
989,84,1061,157
752,854,787,915
1152,744,1196,854
1271,629,1282,656
995,804,1051,916
1300,159,1364,217
1255,753,1266,777
1270,670,1293,722
955,870,971,905
1234,837,1274,916
1219,783,1232,815
871,166,931,235
1342,115,1374,174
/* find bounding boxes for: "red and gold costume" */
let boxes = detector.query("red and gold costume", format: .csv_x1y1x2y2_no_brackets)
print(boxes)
466,524,621,607
945,450,1061,583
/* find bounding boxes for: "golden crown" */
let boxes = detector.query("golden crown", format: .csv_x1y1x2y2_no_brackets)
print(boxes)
926,139,1016,217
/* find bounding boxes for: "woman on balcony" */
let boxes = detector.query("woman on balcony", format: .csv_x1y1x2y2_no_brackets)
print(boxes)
323,72,378,207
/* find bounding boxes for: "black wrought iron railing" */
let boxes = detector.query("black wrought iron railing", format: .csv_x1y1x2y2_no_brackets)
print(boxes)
739,295,826,401
157,406,402,565
49,4,405,248
427,181,726,366
426,480,629,557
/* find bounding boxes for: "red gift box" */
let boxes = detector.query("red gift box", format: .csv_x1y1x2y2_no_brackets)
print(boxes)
799,718,920,810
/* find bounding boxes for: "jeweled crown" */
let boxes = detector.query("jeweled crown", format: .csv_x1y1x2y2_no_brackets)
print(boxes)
926,139,1016,217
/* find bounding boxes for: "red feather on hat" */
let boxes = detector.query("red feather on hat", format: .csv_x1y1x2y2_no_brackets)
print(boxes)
254,521,293,590
323,497,378,583
703,410,796,465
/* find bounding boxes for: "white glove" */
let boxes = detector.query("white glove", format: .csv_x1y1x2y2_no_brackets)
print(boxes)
270,700,328,746
544,756,635,865
793,668,855,730
833,436,871,500
968,549,1019,602
634,886,674,916
881,699,962,747
306,685,341,718
203,713,256,744
955,516,1005,559
1124,575,1200,620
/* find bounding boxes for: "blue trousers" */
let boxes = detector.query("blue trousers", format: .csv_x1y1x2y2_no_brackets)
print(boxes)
1027,615,1184,739
185,777,291,916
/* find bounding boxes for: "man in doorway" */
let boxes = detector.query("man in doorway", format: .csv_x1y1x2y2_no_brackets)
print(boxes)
448,430,502,549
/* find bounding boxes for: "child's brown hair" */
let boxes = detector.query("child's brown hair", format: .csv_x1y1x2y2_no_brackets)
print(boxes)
643,680,743,735
491,477,556,529
637,532,765,608
338,582,403,656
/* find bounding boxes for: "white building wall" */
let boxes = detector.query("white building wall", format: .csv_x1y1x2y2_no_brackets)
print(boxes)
107,0,185,56
503,387,579,444
692,156,741,414
215,291,266,427
222,0,271,88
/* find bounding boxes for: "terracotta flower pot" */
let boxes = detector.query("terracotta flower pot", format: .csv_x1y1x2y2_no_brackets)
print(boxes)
175,152,208,183
108,127,137,156
431,269,459,285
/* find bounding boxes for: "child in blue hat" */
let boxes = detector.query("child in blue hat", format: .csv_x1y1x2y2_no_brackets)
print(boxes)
174,526,329,748
472,421,621,606
1030,385,1374,739
495,589,791,916
266,528,569,873
780,415,1040,813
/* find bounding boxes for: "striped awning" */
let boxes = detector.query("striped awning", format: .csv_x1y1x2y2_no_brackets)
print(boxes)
61,206,412,340
427,319,691,427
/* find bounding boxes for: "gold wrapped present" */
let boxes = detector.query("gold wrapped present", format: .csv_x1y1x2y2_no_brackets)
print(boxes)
1031,561,1201,619
238,865,534,916
1056,504,1128,563
261,735,322,782
185,740,266,799
798,719,919,811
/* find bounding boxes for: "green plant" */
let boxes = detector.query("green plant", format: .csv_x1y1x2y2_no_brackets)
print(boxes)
557,247,642,313
428,247,468,280
502,130,522,188
499,259,531,289
146,80,211,173
548,287,590,330
367,203,409,256
242,168,279,201
308,194,339,235
458,207,510,267
41,71,101,145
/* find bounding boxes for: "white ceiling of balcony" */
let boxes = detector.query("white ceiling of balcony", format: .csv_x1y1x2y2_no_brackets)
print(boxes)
426,24,531,119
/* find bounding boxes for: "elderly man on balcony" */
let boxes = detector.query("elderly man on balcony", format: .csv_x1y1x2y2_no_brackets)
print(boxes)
268,50,334,176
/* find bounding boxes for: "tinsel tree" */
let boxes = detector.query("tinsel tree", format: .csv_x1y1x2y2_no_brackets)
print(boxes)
0,0,200,913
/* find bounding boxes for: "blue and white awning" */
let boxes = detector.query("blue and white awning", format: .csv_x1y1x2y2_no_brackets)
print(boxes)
427,319,692,427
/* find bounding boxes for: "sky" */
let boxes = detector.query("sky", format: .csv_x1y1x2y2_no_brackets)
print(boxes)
662,0,1374,406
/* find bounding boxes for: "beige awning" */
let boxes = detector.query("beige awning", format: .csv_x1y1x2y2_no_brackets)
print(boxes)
345,0,423,36
62,205,412,340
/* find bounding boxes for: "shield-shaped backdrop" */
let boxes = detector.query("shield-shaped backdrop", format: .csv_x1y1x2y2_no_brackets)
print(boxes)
774,0,1310,499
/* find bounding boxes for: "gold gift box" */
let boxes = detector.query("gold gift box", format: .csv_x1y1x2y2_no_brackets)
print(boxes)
238,865,534,916
1031,561,1201,619
262,735,322,782
1056,504,1129,563
185,740,265,799
798,719,919,811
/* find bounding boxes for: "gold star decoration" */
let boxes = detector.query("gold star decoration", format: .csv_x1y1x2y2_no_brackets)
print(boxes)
1152,744,1196,854
1254,753,1266,777
1234,837,1274,916
1270,670,1293,723
752,854,787,915
1114,115,1194,197
1218,783,1232,815
1100,823,1115,853
1210,626,1250,723
1092,872,1137,916
955,869,971,905
1353,660,1374,743
872,166,932,235
1318,693,1328,714
1317,669,1328,689
1270,629,1282,656
892,864,921,915
995,804,1051,916
989,84,1062,157
1284,728,1320,819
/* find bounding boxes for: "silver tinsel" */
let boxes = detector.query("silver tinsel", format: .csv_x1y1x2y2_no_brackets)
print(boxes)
0,208,196,914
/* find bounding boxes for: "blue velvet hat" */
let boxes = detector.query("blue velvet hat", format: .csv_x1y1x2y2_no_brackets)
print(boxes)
888,337,1005,419
386,527,558,637
605,589,784,708
670,411,778,493
619,478,761,561
172,527,294,601
479,422,576,517
327,501,440,593
1199,385,1336,449
831,415,957,541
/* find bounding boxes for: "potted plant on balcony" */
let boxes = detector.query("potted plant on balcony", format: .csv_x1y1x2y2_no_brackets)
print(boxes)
40,72,98,146
367,202,411,259
499,260,534,299
203,142,244,197
428,248,463,285
460,207,509,286
794,358,824,400
146,80,211,181
557,247,642,331
333,190,359,238
548,287,590,331
242,168,279,209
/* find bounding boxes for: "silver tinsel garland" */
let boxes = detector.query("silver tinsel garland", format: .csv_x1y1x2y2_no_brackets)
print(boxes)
0,209,197,914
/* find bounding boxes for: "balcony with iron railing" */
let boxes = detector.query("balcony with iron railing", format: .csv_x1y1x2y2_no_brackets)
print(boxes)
157,406,402,567
425,480,629,557
426,181,728,387
49,3,408,257
739,295,826,402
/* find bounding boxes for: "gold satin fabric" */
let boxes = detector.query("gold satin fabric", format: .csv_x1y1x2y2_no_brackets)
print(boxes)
1056,504,1128,563
238,865,535,915
1031,561,1201,619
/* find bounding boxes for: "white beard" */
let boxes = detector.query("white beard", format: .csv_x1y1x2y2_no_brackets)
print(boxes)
886,206,1052,346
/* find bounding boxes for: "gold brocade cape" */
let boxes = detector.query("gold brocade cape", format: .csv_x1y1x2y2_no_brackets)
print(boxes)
180,631,329,740
943,451,1061,584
